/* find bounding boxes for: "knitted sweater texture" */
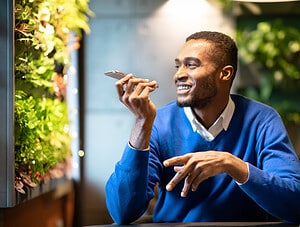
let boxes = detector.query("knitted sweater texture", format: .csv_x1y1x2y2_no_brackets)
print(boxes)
105,94,300,224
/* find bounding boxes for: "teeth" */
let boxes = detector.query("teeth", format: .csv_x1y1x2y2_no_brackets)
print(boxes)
178,85,191,91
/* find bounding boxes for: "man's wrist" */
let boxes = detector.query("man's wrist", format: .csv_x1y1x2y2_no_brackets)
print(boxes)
224,153,249,184
128,141,149,151
236,162,249,185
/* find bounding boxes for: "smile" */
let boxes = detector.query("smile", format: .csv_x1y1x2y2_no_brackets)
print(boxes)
178,85,192,91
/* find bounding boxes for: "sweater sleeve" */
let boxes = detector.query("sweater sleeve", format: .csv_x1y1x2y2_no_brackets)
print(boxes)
239,113,300,224
105,144,158,224
239,162,300,223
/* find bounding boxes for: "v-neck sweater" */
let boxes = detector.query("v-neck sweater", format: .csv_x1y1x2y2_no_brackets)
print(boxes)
105,94,300,224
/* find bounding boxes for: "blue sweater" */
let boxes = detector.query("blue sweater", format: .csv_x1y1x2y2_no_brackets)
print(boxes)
105,94,300,224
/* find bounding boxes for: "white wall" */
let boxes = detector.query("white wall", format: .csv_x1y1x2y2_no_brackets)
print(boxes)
82,0,234,225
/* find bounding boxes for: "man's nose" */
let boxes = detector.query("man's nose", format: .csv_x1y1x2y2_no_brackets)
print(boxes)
174,68,187,81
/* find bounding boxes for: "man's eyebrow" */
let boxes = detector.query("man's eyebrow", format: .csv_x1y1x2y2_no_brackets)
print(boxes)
174,57,200,63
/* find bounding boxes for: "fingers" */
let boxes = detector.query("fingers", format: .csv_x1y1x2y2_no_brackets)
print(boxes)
164,157,192,194
163,156,188,192
115,74,133,98
165,166,186,192
163,153,217,197
163,155,187,167
190,172,208,192
115,74,158,104
181,174,192,197
166,164,203,197
166,166,209,197
130,80,157,100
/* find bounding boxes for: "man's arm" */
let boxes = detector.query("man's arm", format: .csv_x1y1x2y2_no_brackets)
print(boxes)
105,145,154,224
115,74,158,149
239,162,300,223
106,75,159,224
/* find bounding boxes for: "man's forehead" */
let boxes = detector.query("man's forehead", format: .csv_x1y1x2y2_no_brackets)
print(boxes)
176,39,213,60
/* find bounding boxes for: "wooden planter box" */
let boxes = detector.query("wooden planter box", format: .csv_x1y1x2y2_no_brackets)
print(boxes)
0,179,75,227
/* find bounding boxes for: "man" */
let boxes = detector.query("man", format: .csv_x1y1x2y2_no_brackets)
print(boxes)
105,31,300,224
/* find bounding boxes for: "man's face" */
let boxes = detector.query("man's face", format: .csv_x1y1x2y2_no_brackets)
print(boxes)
174,39,221,109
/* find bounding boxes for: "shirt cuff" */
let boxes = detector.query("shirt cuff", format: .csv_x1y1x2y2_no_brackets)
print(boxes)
236,162,250,185
128,142,150,151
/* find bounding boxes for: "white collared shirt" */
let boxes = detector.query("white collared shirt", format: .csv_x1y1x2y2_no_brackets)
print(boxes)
184,97,235,141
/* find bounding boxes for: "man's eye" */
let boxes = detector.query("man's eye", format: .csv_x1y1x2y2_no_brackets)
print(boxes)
175,64,180,69
187,63,197,68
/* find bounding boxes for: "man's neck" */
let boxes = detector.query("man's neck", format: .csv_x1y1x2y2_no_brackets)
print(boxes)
192,96,229,129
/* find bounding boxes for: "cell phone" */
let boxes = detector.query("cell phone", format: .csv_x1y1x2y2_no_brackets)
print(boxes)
104,70,127,80
104,70,159,88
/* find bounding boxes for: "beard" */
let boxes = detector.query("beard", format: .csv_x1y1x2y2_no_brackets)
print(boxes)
176,74,217,109
177,96,213,109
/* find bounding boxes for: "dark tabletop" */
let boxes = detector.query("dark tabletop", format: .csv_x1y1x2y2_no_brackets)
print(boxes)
86,222,298,227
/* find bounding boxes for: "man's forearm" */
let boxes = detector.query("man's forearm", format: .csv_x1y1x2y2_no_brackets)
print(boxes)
129,118,154,150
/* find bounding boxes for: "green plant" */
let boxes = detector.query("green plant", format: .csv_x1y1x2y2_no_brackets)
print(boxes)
14,0,93,192
14,91,71,178
236,19,300,125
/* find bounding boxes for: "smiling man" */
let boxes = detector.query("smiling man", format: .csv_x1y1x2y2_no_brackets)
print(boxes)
105,31,300,224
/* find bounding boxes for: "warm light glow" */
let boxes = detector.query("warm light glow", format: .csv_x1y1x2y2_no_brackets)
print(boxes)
161,0,213,16
152,0,235,40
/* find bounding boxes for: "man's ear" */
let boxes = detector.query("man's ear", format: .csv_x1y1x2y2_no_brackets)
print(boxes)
220,65,234,81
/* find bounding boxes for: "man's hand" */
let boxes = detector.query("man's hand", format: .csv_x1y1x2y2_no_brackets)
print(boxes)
163,151,248,197
115,74,158,150
116,74,158,120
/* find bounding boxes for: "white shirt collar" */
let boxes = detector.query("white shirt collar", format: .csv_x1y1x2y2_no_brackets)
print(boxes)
183,97,235,141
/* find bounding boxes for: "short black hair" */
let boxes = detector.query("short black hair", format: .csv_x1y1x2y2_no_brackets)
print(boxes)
186,31,238,79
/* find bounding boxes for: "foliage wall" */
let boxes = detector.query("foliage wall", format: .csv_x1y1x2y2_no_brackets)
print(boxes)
14,0,92,193
236,19,300,125
212,0,300,126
